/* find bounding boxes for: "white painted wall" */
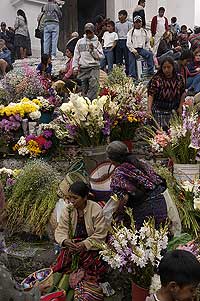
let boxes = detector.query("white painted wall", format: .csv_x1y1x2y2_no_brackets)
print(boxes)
11,0,47,56
195,0,200,27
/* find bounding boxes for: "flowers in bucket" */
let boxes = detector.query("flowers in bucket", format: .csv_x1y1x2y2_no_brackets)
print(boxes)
102,74,148,141
175,180,200,237
60,93,118,147
181,179,200,211
13,129,55,157
98,208,169,289
144,103,200,164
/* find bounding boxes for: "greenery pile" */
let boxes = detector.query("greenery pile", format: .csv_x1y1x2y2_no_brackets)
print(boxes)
6,160,59,237
155,165,200,237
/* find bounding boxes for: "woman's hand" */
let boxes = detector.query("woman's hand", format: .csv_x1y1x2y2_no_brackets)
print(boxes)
75,242,87,252
63,240,77,251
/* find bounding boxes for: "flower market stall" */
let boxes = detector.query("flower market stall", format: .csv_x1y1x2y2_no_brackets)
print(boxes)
1,64,200,301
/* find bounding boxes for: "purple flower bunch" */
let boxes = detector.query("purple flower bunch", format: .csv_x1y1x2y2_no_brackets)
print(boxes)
0,114,22,132
102,113,112,136
66,123,78,137
47,88,62,108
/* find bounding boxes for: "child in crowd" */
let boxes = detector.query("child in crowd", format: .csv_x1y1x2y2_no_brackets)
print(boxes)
72,23,104,100
178,25,193,49
170,17,180,47
100,20,118,73
115,10,132,75
36,53,52,79
147,250,200,301
62,38,78,81
170,17,180,35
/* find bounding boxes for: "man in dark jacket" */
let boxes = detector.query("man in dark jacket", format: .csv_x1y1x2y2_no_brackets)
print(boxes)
133,0,146,28
0,39,12,76
0,22,15,62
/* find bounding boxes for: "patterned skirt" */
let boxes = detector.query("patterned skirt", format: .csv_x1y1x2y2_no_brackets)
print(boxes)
152,109,172,131
52,248,107,300
131,185,168,229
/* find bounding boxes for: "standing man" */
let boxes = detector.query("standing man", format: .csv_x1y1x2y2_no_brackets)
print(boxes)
133,0,146,28
127,16,154,80
73,23,104,100
43,0,62,59
151,7,168,54
115,10,132,75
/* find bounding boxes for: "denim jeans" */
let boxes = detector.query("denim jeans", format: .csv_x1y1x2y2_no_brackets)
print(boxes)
157,50,181,64
44,22,59,57
187,75,200,93
100,48,114,73
129,48,154,78
115,39,129,75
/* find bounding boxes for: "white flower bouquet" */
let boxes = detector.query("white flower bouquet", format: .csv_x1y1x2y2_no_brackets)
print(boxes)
98,209,168,289
60,93,118,147
181,180,200,211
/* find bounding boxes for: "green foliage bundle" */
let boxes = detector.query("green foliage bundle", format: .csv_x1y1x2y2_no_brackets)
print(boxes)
155,165,200,237
6,160,59,237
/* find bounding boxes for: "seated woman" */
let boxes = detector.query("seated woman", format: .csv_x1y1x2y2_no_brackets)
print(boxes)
104,141,168,230
157,31,181,63
61,38,79,82
0,39,12,77
186,48,200,94
54,181,108,300
36,53,52,79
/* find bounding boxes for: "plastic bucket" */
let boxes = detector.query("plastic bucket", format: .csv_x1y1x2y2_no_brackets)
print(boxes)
173,164,200,183
82,145,108,174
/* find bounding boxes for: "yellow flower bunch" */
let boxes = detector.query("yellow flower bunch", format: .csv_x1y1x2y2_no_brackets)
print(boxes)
127,114,139,123
0,99,39,117
27,140,42,157
32,99,42,108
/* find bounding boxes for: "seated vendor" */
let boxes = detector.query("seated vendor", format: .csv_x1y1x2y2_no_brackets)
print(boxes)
54,181,108,300
0,39,12,77
62,37,78,82
36,53,52,79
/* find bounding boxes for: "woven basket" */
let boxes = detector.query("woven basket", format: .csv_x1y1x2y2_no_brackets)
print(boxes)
22,268,53,292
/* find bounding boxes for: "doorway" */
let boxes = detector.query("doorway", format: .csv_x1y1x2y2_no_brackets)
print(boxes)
77,0,106,34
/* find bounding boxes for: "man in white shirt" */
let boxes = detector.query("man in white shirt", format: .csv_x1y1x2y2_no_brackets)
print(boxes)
100,21,118,73
127,15,154,79
151,7,169,54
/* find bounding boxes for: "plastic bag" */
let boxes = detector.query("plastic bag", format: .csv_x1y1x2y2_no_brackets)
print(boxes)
103,195,119,227
162,189,182,236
